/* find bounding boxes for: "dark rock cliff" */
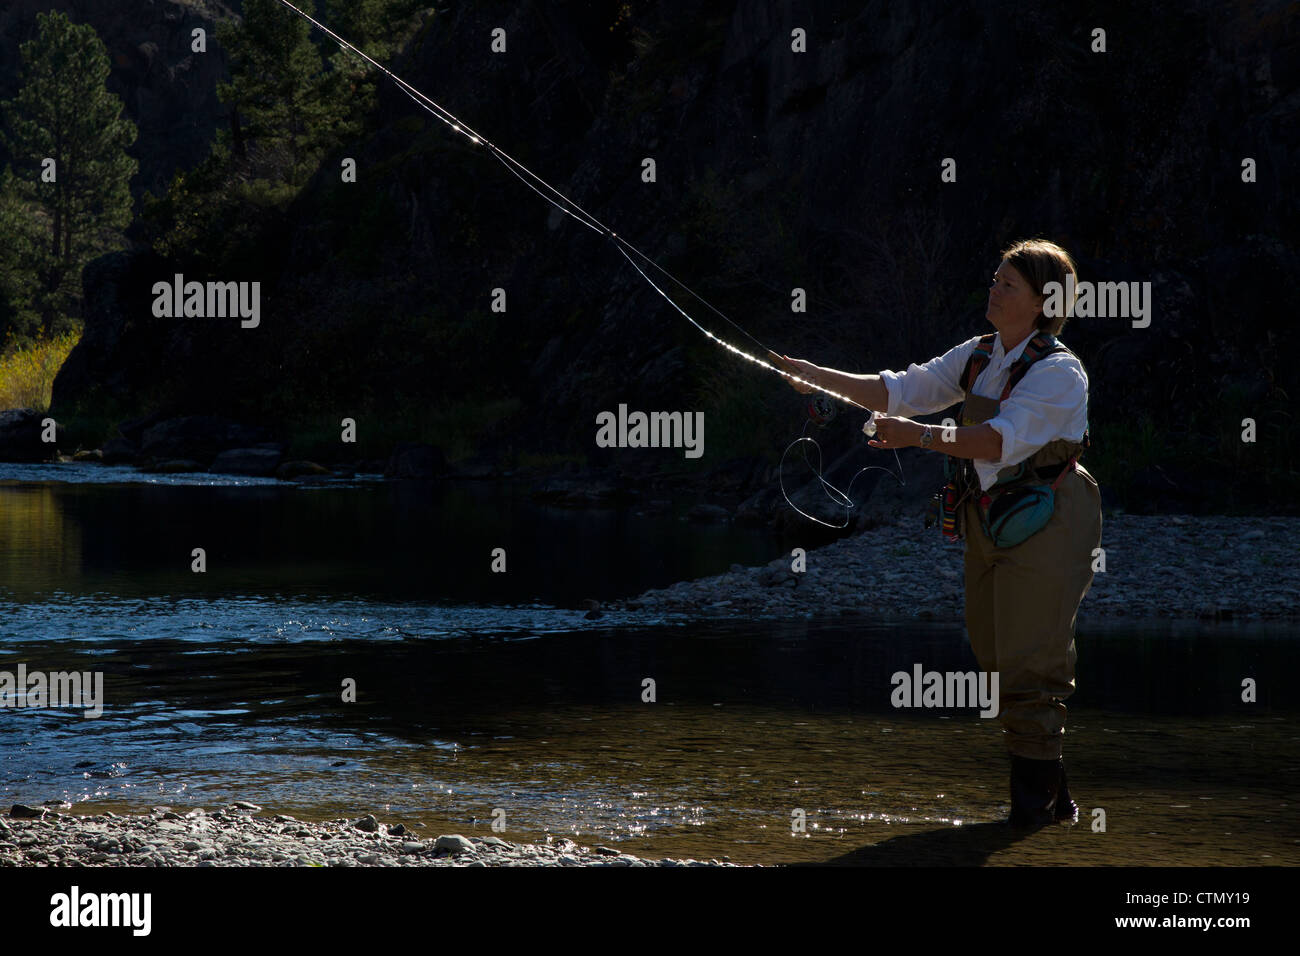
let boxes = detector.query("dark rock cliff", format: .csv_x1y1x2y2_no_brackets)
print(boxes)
39,0,1300,512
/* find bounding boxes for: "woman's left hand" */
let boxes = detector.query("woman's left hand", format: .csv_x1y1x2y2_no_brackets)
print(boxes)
867,414,923,449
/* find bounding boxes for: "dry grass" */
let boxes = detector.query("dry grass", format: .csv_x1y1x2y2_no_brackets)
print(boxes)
0,332,81,411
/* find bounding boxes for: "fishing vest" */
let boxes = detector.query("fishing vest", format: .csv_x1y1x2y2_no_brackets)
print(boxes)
948,330,1090,509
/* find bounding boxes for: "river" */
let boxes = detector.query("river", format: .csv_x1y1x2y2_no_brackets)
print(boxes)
1,464,1296,865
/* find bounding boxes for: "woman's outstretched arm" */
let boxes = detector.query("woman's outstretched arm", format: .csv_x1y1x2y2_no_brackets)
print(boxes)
767,352,890,411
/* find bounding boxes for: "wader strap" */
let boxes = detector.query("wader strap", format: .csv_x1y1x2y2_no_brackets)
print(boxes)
1049,457,1078,490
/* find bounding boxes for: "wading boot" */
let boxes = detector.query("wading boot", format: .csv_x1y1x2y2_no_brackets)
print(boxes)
1007,755,1061,828
1055,759,1078,824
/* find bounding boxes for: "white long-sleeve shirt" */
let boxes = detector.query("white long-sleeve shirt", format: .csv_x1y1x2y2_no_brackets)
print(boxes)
878,332,1089,491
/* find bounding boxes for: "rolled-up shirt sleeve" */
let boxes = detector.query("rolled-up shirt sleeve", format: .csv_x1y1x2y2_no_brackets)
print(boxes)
981,359,1088,478
879,335,979,417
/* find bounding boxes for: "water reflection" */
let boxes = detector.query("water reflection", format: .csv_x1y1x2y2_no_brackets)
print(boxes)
1,615,1296,865
0,473,776,603
0,485,81,594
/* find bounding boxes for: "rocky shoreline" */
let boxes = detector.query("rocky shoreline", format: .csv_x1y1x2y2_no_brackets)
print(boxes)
603,513,1300,624
0,804,743,868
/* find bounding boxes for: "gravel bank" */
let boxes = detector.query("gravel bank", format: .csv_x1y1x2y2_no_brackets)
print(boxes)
603,514,1300,623
0,804,742,867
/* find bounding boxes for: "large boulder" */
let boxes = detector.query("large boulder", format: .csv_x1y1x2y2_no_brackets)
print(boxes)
0,409,58,462
140,416,273,465
100,437,140,465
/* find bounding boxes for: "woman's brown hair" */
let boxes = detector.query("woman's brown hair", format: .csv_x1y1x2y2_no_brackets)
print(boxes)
998,238,1079,336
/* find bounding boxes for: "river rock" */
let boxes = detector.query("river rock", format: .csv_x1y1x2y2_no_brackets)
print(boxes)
384,443,446,479
153,459,203,473
275,460,331,480
116,412,165,444
687,503,730,523
0,409,55,462
758,564,799,588
353,814,379,832
531,477,626,506
209,447,283,477
707,456,765,494
734,486,783,527
100,437,139,465
141,416,272,464
434,834,476,853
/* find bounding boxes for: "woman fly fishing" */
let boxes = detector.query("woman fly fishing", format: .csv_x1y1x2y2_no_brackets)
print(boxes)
770,238,1103,828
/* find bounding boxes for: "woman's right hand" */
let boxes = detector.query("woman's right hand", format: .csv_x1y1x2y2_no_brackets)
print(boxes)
767,351,820,394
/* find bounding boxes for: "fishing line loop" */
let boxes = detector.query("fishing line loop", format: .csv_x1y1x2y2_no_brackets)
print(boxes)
778,416,906,529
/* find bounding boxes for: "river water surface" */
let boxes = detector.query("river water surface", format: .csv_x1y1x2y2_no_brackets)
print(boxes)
1,465,1296,865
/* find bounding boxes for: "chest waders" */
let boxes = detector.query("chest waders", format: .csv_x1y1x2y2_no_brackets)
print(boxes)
927,331,1090,546
932,330,1103,827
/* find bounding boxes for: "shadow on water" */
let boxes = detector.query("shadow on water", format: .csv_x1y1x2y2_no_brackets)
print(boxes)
788,821,1024,866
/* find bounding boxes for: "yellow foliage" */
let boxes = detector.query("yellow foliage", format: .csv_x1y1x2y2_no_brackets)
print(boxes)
0,332,81,411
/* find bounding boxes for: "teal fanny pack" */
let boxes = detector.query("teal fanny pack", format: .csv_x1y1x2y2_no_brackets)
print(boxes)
977,482,1055,547
976,458,1076,548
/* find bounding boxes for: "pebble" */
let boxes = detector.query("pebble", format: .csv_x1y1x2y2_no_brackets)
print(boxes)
0,806,743,868
602,514,1300,622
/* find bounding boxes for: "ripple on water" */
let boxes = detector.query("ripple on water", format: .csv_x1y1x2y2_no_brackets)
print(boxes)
2,593,1297,864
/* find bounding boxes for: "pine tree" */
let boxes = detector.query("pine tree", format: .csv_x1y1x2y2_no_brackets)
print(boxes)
0,10,137,341
217,0,361,180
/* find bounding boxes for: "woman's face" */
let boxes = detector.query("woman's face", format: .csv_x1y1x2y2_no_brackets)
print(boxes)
986,260,1044,332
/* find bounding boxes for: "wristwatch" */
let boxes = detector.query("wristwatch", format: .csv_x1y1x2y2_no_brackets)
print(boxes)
920,425,934,448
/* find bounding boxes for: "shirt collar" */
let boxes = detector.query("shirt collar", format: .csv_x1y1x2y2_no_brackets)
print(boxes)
993,330,1035,366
